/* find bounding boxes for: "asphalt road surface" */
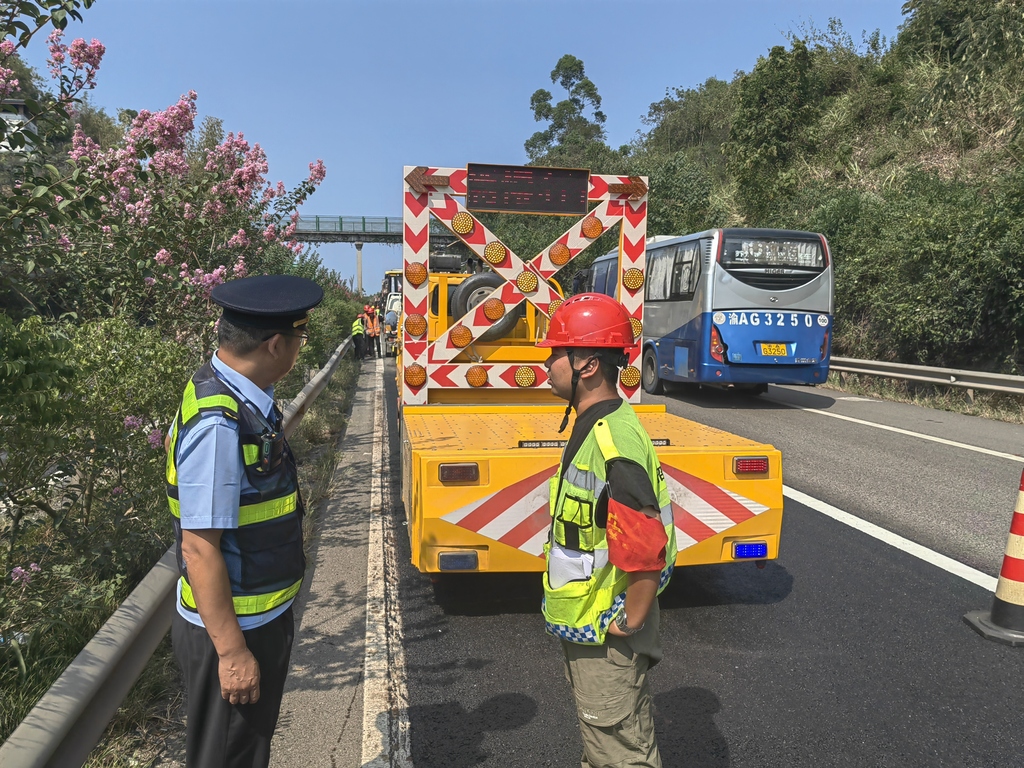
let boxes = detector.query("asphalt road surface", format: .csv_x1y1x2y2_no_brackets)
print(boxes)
384,365,1024,767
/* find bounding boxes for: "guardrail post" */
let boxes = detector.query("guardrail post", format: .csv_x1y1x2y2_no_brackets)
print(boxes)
361,216,366,233
315,215,320,232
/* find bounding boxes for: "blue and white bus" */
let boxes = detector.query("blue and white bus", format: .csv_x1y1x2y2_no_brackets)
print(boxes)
584,228,833,394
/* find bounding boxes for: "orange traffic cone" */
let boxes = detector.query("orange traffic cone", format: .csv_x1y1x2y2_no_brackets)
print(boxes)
965,468,1024,646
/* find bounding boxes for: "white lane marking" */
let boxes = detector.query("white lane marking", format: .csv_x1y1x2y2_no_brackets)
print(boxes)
362,359,412,767
774,399,1024,464
784,485,998,592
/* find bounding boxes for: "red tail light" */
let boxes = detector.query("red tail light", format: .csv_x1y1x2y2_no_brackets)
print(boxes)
710,326,725,363
820,330,830,360
734,456,769,474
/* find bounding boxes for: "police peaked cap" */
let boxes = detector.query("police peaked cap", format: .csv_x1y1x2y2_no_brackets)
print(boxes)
211,275,324,330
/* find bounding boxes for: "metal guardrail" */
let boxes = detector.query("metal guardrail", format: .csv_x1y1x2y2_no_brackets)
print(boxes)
0,337,355,768
830,356,1024,397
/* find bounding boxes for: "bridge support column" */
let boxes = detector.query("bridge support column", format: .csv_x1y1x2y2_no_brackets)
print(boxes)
355,241,363,295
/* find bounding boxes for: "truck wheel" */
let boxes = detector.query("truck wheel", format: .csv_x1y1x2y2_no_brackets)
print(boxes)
451,272,523,341
642,347,664,395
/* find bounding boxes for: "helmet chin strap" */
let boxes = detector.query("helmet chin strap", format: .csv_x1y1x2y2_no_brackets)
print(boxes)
558,352,596,434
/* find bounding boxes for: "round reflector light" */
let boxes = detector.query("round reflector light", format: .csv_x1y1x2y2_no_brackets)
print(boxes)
548,298,564,315
483,241,507,265
549,242,571,266
404,364,427,387
516,271,539,293
466,365,488,387
514,366,536,387
452,211,474,235
619,366,641,388
482,298,505,321
629,317,643,339
581,216,603,239
450,325,474,348
622,268,644,291
404,313,427,337
405,262,427,287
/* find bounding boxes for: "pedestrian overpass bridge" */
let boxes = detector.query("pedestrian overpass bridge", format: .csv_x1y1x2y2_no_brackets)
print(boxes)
292,215,456,245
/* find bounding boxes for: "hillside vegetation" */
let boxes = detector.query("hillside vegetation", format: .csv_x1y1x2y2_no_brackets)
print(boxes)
518,0,1024,373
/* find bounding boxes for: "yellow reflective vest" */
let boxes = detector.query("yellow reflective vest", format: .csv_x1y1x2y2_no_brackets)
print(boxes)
543,401,676,644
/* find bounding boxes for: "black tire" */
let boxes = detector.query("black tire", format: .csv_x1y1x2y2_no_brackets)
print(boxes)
450,272,523,341
642,347,664,395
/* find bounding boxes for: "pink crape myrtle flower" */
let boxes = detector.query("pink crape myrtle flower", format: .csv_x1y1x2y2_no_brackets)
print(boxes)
308,159,326,185
0,39,16,58
227,229,249,248
148,429,163,449
154,248,173,266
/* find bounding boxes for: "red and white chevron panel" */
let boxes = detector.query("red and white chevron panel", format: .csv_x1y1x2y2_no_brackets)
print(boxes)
441,462,767,559
428,363,551,389
442,468,555,557
661,465,769,551
402,165,648,405
617,197,647,402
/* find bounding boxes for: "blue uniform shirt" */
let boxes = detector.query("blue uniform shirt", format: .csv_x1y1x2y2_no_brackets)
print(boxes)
173,351,293,630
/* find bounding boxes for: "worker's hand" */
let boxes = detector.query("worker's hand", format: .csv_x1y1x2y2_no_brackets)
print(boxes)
218,646,261,706
606,620,627,637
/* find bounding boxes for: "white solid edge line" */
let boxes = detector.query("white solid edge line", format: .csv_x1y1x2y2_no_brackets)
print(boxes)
773,398,1024,464
783,485,998,592
361,359,412,767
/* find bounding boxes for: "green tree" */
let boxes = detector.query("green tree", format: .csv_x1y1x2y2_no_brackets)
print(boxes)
726,40,818,223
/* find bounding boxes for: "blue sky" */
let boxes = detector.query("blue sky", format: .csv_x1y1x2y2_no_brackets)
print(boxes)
20,0,907,293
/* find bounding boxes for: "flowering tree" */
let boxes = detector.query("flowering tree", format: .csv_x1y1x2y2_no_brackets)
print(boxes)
1,4,359,735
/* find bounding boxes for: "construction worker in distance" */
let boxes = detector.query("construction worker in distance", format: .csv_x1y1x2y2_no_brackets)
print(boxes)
351,310,365,361
364,304,382,359
538,293,677,768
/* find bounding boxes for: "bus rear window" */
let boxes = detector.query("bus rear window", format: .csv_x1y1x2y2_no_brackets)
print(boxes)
722,238,824,269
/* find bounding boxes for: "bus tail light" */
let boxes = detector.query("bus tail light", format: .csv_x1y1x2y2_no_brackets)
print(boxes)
710,326,726,363
820,330,830,360
733,456,769,474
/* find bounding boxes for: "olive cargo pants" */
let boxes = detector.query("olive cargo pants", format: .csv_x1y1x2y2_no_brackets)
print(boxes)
561,633,662,768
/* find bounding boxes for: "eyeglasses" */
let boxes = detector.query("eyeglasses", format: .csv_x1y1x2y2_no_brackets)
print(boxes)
263,331,309,348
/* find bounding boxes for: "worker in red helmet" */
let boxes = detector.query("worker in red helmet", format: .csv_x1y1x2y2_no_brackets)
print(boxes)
539,293,677,768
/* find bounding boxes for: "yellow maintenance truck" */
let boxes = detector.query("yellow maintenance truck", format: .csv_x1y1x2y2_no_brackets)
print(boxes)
398,163,782,573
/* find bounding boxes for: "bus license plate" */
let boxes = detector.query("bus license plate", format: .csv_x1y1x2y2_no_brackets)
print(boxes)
760,343,787,356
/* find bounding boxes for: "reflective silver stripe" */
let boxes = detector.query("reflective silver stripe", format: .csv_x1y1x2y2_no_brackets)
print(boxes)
660,503,674,527
594,548,609,570
564,464,607,498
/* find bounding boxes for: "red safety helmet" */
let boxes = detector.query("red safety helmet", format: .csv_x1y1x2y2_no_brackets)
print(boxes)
363,304,371,312
538,293,636,349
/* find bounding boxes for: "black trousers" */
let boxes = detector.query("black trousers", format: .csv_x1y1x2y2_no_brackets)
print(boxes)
353,334,364,360
172,608,294,768
367,335,381,358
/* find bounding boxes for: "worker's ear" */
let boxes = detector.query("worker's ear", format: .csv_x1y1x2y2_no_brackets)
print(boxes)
577,355,601,380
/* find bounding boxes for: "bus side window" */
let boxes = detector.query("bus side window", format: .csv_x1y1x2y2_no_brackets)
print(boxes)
672,243,701,300
646,247,675,301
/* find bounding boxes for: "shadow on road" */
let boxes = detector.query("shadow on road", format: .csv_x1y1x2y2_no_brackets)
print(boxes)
666,384,838,412
660,561,794,609
408,692,539,767
655,687,730,767
429,572,544,617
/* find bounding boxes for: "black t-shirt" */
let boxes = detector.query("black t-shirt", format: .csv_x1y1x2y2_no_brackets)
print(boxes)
561,398,659,514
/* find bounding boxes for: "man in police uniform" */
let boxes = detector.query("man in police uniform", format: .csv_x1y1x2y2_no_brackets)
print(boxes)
167,274,322,768
540,293,677,768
